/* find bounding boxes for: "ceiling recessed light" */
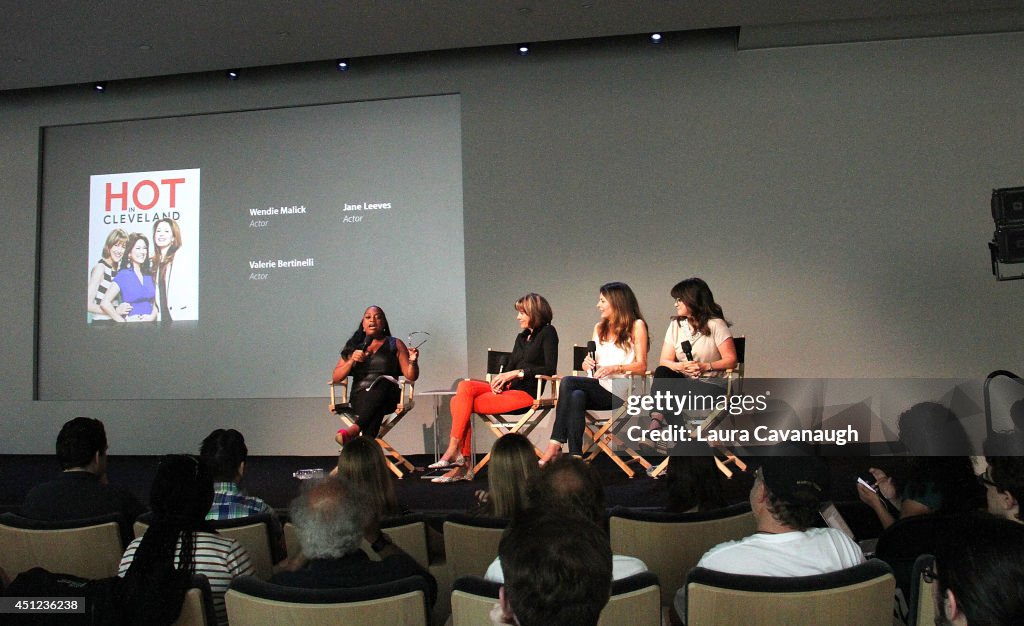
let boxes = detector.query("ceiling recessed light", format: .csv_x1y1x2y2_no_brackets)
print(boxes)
137,43,152,51
336,59,349,71
226,69,239,80
93,82,107,92
517,44,530,56
650,33,663,44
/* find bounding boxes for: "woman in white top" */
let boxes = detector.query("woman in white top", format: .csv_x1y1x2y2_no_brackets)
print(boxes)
648,277,737,430
539,282,648,464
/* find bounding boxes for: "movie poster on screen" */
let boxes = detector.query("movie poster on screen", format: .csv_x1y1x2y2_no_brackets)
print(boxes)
87,169,200,323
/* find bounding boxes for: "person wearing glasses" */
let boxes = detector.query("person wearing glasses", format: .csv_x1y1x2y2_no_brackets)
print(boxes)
979,439,1024,523
430,293,558,483
930,515,1024,625
333,306,420,443
646,277,737,432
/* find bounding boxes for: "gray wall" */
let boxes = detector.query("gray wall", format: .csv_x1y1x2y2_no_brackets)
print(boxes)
2,30,1021,455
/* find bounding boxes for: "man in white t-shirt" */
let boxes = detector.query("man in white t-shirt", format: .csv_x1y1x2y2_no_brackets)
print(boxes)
674,455,864,621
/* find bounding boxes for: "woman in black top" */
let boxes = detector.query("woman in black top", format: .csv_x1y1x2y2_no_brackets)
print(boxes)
333,305,420,443
430,293,558,482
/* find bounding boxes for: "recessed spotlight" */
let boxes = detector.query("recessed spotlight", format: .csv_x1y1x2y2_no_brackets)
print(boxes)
93,82,107,93
517,44,530,56
226,69,240,80
336,59,349,71
137,43,152,51
650,33,663,44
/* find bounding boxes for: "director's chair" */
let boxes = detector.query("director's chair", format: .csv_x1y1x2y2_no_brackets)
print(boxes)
647,336,747,479
562,345,652,478
330,376,416,478
470,348,558,475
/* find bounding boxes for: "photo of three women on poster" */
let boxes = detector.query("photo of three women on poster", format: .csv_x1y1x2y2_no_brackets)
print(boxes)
87,216,198,323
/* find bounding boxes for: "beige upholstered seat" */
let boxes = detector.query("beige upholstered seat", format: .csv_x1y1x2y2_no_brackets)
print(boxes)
684,559,895,626
0,512,124,579
609,502,757,608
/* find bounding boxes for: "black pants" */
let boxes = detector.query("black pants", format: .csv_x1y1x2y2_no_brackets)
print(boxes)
350,380,401,439
549,376,623,455
649,366,726,424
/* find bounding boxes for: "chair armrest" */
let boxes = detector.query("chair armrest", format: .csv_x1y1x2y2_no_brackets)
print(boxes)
534,375,559,402
328,378,351,411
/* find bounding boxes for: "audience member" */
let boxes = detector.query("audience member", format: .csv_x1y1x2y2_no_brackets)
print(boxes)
492,509,613,626
270,478,436,607
674,455,862,620
119,454,254,626
471,433,537,519
664,454,727,513
199,428,285,561
980,454,1024,523
21,417,144,537
932,515,1024,625
858,456,983,530
335,435,406,518
485,456,646,582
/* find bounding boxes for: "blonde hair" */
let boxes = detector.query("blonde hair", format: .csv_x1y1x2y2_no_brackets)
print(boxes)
484,434,537,519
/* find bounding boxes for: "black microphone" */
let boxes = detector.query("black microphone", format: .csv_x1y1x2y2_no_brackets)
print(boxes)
586,340,597,377
359,335,373,357
680,340,693,361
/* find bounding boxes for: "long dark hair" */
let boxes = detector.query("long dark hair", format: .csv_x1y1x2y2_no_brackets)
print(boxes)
596,282,647,350
340,306,392,359
122,455,215,625
670,277,729,337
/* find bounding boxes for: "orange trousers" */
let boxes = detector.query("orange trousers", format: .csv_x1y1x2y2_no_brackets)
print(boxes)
448,379,534,458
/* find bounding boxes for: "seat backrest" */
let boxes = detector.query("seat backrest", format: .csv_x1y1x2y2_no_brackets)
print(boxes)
172,574,219,626
598,572,661,626
685,559,895,626
573,345,589,373
225,574,428,626
0,512,124,579
381,514,430,570
443,514,508,581
908,554,936,626
136,512,277,580
609,502,756,606
451,573,661,626
487,349,512,376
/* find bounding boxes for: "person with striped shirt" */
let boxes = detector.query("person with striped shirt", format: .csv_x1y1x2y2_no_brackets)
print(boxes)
118,455,254,626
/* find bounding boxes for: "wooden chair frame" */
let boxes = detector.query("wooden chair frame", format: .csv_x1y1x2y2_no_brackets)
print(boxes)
563,345,652,478
329,376,416,478
470,348,558,475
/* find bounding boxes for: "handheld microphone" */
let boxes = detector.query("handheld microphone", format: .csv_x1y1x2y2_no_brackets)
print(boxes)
586,340,597,377
360,335,373,356
680,340,693,361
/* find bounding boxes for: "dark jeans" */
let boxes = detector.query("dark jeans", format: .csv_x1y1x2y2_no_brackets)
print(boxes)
550,376,623,455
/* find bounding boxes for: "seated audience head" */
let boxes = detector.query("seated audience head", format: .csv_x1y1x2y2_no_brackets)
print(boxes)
199,428,248,483
751,455,830,531
932,515,1024,625
485,433,538,518
123,455,215,623
981,453,1024,523
895,456,984,517
56,416,108,472
498,509,613,626
527,455,605,526
897,401,973,455
289,478,369,560
514,292,553,329
665,454,726,513
336,435,399,519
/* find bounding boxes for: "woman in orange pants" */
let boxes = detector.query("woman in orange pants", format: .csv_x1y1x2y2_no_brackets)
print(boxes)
430,293,558,482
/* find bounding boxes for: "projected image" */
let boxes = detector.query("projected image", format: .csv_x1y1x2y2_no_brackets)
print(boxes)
39,95,466,401
87,169,200,323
